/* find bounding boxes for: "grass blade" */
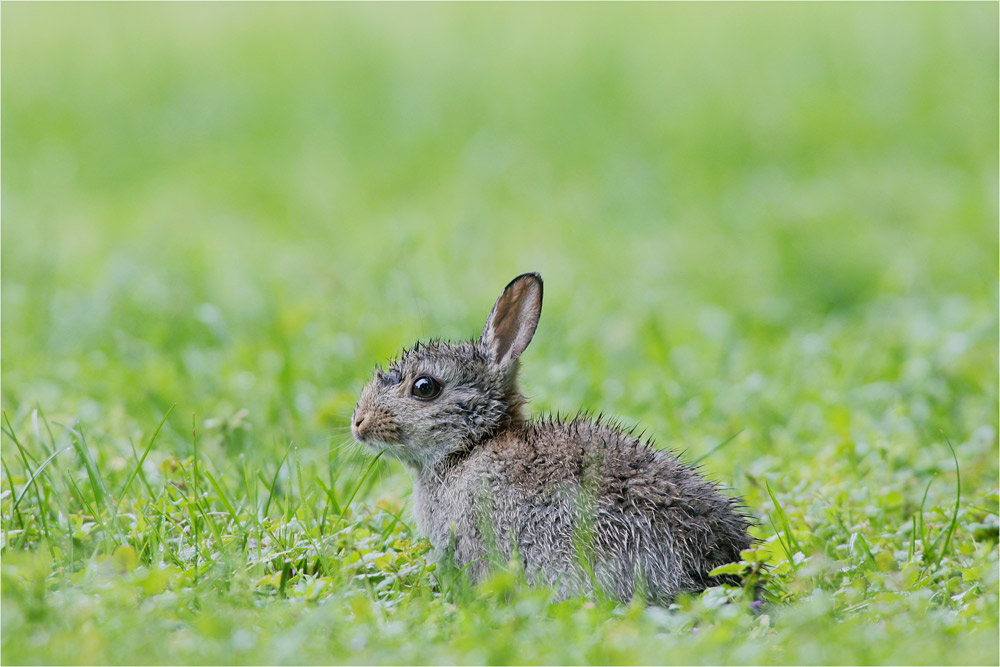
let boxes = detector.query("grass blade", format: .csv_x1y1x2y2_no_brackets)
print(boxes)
3,413,52,538
117,406,174,510
262,445,292,518
12,445,73,513
61,422,110,510
693,429,745,465
1,456,26,530
928,436,961,567
204,469,239,522
336,449,386,524
766,480,801,558
315,476,342,516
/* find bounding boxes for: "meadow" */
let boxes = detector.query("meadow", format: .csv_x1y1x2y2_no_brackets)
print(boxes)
2,3,998,664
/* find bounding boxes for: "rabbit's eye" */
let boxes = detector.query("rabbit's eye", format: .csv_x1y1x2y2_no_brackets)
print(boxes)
411,376,442,400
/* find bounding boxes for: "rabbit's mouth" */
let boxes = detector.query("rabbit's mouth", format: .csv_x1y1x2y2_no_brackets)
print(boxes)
352,405,404,447
353,432,420,468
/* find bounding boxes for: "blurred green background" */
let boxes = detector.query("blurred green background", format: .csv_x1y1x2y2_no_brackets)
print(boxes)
4,2,996,453
2,3,997,664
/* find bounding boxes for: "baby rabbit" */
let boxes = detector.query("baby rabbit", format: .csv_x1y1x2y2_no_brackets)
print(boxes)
352,273,753,605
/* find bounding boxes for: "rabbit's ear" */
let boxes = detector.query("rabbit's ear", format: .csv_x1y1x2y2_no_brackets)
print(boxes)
480,273,543,369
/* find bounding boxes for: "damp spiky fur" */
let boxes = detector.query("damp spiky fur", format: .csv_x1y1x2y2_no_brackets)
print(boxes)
352,274,754,604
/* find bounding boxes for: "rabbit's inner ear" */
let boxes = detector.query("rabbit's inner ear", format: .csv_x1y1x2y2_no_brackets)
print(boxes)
480,273,543,368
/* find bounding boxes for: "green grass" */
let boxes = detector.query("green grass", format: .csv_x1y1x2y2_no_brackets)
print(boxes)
2,3,998,664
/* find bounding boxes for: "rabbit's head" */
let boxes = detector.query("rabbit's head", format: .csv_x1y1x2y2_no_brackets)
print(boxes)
352,273,543,470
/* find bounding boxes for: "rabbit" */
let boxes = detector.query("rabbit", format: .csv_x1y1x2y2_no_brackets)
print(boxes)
351,272,754,605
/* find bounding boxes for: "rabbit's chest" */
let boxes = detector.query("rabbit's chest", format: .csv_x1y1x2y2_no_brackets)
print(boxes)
412,477,466,540
412,466,491,542
411,453,579,571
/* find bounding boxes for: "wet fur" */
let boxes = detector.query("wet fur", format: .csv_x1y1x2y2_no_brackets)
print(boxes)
352,274,753,604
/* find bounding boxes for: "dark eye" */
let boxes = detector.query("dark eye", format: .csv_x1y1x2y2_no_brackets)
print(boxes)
411,376,442,400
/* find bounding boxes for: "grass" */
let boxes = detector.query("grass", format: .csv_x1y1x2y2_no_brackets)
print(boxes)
2,3,998,664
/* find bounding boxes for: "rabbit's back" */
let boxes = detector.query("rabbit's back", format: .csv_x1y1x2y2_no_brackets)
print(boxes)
413,416,752,604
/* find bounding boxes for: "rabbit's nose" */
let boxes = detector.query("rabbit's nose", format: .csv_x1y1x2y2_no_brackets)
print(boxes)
351,413,367,440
